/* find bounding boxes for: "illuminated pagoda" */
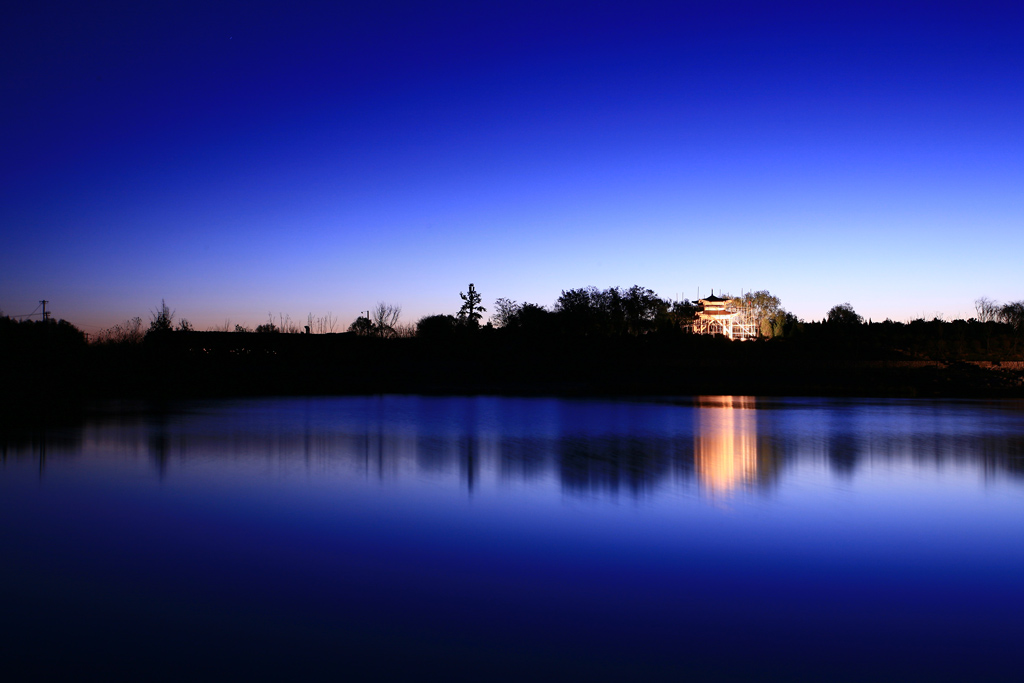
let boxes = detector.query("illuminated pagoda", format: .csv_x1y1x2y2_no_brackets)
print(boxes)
692,291,757,340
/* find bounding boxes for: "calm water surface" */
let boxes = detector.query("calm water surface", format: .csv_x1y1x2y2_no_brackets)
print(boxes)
2,396,1023,681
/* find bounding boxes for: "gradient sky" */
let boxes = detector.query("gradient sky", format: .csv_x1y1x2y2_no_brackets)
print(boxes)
3,1,1022,333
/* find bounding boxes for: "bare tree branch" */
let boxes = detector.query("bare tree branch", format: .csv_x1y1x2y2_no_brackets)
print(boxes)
372,302,402,338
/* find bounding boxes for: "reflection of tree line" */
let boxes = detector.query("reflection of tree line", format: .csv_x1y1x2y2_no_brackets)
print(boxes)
558,436,694,496
134,419,1024,491
0,429,82,479
4,413,1024,489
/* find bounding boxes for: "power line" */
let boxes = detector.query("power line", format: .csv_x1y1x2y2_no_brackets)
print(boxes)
11,302,42,320
10,300,54,322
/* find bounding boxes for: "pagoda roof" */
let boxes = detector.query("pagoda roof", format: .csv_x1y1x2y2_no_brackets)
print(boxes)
700,294,729,302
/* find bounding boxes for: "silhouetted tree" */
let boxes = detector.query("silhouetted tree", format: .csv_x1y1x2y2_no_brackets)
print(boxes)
307,311,339,334
371,302,402,338
974,297,1001,354
524,305,554,331
348,316,374,336
149,300,174,333
620,285,666,335
177,318,193,332
555,287,601,335
491,298,521,328
999,301,1024,328
555,285,667,336
97,317,144,344
458,284,486,327
394,322,417,338
827,303,862,325
273,313,300,333
255,313,279,333
417,314,458,338
234,324,252,333
999,301,1024,352
975,297,1000,323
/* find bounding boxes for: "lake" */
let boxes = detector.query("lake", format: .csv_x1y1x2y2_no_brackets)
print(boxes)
2,396,1022,681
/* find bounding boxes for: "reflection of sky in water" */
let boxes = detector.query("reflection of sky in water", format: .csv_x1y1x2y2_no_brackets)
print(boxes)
2,396,1023,680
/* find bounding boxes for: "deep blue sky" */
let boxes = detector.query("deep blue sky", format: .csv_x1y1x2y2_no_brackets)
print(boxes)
3,1,1022,332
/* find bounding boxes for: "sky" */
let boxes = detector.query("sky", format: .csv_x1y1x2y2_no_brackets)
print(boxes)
2,1,1022,333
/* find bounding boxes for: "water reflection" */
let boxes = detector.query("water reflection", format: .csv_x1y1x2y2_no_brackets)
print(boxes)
557,434,688,497
1,397,1022,496
693,396,759,495
3,397,1023,682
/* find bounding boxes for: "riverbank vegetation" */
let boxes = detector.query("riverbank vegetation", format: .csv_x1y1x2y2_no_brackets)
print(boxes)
2,287,1023,412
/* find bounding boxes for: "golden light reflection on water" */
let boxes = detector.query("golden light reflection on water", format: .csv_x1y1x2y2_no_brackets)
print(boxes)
694,396,759,495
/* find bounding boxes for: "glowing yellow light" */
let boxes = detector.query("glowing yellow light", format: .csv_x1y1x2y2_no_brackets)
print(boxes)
694,396,759,495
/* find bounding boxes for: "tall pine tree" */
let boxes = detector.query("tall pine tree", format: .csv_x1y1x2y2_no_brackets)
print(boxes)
458,283,486,327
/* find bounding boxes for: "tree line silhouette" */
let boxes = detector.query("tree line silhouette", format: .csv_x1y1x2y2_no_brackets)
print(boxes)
2,285,1023,412
75,285,1023,354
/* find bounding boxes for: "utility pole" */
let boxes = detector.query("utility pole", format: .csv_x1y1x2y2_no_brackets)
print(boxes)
40,300,50,322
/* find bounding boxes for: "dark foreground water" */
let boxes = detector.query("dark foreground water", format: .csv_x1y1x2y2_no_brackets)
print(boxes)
2,396,1022,681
